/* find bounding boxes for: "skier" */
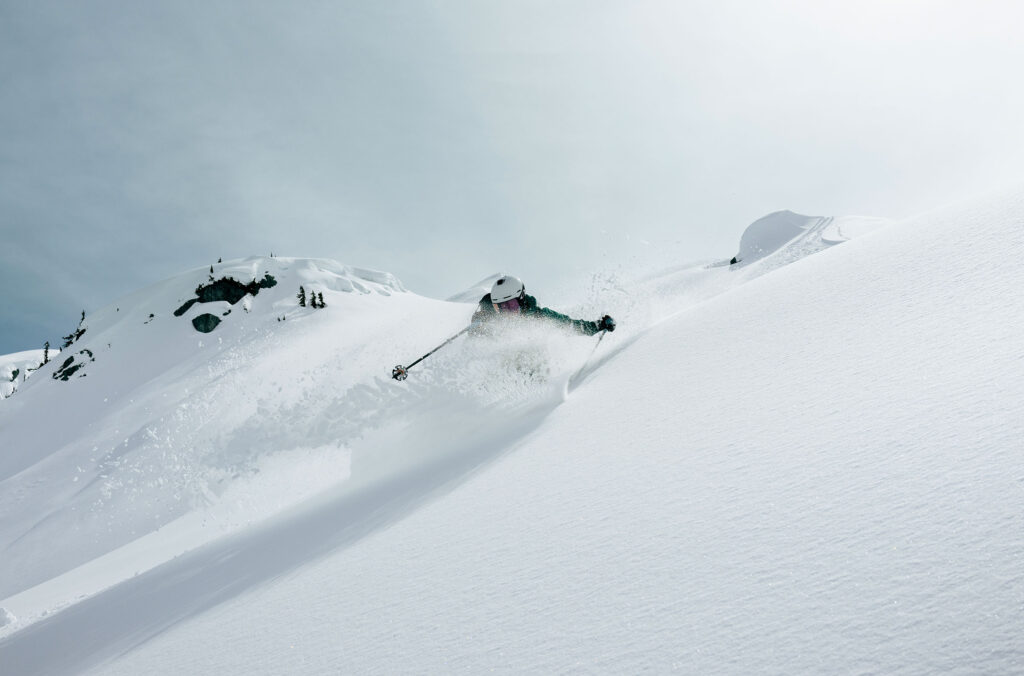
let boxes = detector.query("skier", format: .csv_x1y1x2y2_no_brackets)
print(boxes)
470,275,615,336
391,275,614,381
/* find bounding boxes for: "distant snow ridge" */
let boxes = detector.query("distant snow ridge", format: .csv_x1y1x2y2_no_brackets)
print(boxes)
267,258,405,296
447,273,502,303
734,210,889,269
167,257,407,335
0,350,48,400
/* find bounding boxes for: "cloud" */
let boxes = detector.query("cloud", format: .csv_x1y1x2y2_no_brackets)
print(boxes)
2,0,1024,353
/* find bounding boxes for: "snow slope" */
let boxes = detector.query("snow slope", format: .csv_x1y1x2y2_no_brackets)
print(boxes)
0,258,424,603
2,191,1022,674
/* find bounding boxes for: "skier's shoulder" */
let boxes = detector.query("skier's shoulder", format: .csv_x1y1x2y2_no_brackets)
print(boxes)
525,294,564,319
470,293,495,336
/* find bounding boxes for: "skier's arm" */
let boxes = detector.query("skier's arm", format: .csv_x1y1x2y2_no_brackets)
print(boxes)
533,305,604,336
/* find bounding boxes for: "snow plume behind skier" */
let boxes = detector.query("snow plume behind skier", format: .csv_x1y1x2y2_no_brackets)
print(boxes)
429,274,615,398
392,275,615,399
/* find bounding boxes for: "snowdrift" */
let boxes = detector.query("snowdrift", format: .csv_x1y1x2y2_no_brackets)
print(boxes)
733,209,889,269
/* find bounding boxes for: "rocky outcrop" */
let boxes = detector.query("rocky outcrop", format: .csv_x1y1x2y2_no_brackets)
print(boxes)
191,314,222,333
52,349,95,381
174,273,278,330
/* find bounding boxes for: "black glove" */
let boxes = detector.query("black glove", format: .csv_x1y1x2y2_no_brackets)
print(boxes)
599,315,616,332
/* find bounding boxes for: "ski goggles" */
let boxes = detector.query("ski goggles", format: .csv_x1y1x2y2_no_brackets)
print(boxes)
493,297,522,313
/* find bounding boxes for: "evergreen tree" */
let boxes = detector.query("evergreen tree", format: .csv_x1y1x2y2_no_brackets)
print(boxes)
62,311,87,348
297,286,306,307
43,341,49,364
310,291,318,309
318,292,325,308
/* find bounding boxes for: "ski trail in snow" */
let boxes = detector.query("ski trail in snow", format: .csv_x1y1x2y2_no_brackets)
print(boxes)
0,320,609,644
565,329,646,394
0,372,564,676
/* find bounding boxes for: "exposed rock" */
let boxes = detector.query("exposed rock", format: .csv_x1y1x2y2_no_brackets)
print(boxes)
175,274,278,318
174,299,199,317
192,313,222,333
52,350,97,382
196,274,278,304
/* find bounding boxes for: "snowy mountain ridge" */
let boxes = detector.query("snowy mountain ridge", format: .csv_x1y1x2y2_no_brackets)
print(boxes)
2,192,1022,675
0,350,50,400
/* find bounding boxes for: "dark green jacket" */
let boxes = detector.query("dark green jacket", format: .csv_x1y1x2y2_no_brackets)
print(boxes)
471,293,602,336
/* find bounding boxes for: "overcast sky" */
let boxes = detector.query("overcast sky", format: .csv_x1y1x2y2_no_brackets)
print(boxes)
2,0,1023,353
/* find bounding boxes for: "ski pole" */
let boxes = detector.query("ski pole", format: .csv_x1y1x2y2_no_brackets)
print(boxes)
584,329,607,366
568,328,608,384
392,325,471,381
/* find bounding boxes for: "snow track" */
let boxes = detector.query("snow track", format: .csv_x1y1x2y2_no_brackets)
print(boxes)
1,370,564,676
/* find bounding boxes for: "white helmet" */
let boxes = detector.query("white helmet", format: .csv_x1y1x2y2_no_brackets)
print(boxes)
490,275,525,303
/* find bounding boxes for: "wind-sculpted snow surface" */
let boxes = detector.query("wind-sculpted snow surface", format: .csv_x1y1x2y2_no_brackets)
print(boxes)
734,209,889,271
